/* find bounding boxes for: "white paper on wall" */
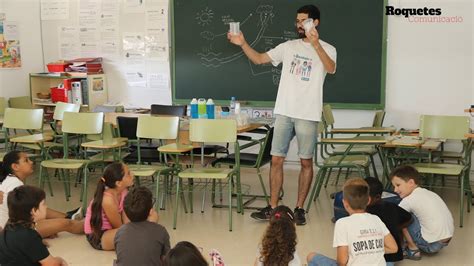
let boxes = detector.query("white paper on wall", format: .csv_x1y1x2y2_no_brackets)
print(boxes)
58,26,80,59
124,0,146,14
41,0,69,20
79,0,100,27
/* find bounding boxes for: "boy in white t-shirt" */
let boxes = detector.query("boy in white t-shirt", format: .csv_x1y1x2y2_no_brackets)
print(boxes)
390,165,454,260
307,178,397,266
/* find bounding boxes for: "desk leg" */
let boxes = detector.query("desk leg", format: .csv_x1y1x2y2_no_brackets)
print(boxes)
378,146,391,189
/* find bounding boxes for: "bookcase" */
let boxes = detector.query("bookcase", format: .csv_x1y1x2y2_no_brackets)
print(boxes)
29,73,108,113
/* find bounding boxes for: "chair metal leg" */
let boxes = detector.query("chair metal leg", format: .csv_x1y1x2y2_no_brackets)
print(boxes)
188,179,194,213
257,169,269,205
154,171,161,211
307,168,325,211
173,177,180,230
324,167,334,188
370,154,378,179
201,178,208,213
228,175,233,231
81,167,89,212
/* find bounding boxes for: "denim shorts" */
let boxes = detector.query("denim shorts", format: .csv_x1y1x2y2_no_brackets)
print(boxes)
407,214,449,253
271,115,318,159
308,254,337,266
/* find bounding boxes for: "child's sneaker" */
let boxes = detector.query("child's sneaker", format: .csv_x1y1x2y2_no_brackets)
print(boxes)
70,207,84,220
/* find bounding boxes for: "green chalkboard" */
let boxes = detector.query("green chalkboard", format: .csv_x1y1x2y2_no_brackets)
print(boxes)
172,0,387,109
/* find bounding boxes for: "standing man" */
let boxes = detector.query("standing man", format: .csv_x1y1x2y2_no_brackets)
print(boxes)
228,5,336,225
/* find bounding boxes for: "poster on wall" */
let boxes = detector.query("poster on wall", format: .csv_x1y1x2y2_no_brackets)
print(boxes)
0,16,21,69
40,0,69,20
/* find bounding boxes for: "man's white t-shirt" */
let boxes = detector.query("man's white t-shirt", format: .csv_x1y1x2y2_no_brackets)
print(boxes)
266,39,337,121
399,187,454,243
333,213,389,266
0,175,24,227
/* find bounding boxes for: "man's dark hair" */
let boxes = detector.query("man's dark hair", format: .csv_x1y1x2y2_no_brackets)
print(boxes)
7,185,46,228
297,5,321,21
124,186,153,222
365,177,383,198
389,165,420,184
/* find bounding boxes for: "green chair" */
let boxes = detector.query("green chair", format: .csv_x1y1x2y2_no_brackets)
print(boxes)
0,97,6,116
39,112,104,209
323,104,381,179
372,110,386,128
127,116,179,210
174,119,241,231
306,123,371,211
412,115,472,227
8,96,33,109
50,102,81,136
212,127,273,208
1,108,46,161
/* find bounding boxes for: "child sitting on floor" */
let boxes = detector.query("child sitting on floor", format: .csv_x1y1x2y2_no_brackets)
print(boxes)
390,165,454,260
0,185,67,265
0,150,84,237
307,178,397,266
114,186,170,265
84,162,133,251
255,205,300,266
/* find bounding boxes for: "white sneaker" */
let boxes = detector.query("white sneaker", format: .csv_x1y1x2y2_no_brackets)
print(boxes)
71,207,84,220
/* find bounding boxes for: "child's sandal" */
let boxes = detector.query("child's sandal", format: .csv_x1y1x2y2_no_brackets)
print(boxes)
404,248,422,260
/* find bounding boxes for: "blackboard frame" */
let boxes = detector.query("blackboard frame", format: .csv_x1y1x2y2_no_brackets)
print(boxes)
171,0,388,110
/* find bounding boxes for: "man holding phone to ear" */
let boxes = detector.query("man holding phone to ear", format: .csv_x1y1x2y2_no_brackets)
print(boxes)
228,5,336,225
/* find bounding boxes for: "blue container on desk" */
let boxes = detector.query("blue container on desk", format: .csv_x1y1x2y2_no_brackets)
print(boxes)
206,98,215,119
190,98,198,119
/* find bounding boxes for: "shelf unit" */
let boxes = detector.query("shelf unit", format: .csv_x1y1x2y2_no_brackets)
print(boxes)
29,73,108,111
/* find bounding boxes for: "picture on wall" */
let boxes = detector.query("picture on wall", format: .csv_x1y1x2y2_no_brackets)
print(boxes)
0,18,22,69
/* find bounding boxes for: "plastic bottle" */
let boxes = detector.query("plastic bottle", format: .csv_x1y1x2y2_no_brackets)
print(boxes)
206,98,215,119
198,98,207,118
230,96,236,114
190,98,198,119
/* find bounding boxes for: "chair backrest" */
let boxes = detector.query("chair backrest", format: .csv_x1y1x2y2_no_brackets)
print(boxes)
0,97,6,116
322,104,335,128
53,102,81,121
150,104,187,116
8,96,33,109
419,115,470,140
190,119,236,143
117,116,138,139
137,116,179,140
372,110,386,127
62,112,104,135
258,127,274,164
3,108,44,130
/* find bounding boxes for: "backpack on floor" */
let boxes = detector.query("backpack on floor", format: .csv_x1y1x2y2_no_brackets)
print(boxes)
333,190,402,222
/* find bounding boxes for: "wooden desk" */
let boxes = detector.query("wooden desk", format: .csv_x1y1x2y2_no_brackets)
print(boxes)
320,136,387,144
9,133,53,144
329,127,396,135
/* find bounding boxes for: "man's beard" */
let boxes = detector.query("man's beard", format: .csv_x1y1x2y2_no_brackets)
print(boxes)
297,27,306,38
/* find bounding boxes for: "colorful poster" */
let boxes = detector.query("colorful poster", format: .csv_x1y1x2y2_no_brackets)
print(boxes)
0,20,21,68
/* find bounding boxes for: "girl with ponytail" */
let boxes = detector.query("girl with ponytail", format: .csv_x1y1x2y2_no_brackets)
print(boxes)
255,205,301,266
84,162,133,250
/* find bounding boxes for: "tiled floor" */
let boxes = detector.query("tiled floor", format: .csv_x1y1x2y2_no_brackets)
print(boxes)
28,163,473,265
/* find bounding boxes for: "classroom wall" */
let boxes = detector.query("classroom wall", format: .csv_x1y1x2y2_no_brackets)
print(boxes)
0,0,472,162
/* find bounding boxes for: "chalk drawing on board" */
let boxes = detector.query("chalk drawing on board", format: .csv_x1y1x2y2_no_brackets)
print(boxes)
196,4,278,75
196,7,214,26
